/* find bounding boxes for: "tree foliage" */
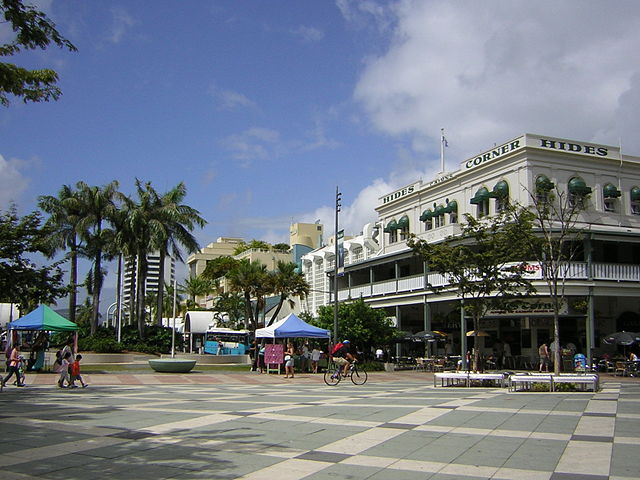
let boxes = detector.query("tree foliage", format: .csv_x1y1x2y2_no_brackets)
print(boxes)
312,298,396,356
0,205,66,312
1,0,77,106
408,211,536,371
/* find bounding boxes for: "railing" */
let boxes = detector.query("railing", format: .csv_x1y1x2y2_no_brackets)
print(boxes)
336,262,640,300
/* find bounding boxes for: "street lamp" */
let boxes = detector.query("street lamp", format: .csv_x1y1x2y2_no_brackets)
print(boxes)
334,187,341,345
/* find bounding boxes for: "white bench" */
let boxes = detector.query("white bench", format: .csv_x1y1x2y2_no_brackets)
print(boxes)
434,372,506,388
508,373,599,392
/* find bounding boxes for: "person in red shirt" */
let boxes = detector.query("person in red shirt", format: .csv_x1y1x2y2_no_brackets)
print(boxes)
69,354,87,388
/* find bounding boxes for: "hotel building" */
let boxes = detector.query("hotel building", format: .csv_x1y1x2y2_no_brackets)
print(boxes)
301,134,640,364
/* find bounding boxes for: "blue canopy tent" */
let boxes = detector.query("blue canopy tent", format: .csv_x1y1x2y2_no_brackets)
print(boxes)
255,313,330,339
8,305,79,332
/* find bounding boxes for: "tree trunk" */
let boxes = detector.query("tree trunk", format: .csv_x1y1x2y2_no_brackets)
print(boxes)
115,254,122,332
68,238,78,325
553,313,561,375
156,249,166,326
91,248,102,336
267,298,285,326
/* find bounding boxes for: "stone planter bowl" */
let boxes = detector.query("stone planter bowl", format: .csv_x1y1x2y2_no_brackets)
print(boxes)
148,358,196,373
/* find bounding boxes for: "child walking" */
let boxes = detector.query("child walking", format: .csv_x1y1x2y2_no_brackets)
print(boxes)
57,351,72,388
69,354,87,388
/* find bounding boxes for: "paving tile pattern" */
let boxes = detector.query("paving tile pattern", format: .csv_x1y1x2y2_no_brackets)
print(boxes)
0,373,638,479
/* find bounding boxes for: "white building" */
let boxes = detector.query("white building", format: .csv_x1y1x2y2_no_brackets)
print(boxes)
123,252,175,316
302,133,640,364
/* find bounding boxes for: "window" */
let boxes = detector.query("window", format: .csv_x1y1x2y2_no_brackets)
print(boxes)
384,219,398,243
490,180,509,213
631,187,640,215
398,215,410,241
535,175,554,205
568,177,591,209
445,200,458,224
603,183,621,212
433,205,446,228
470,187,490,217
420,209,433,230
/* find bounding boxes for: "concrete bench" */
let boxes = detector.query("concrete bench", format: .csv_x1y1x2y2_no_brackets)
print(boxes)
508,374,599,392
434,372,506,388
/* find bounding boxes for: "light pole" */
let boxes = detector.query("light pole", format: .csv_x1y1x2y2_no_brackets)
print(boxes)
171,277,177,358
334,186,341,345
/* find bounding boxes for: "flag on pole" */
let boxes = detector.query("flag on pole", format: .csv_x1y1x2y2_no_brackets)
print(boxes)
442,134,449,147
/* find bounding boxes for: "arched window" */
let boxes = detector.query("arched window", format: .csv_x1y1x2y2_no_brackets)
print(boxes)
490,180,509,213
445,200,458,224
433,205,446,228
397,215,410,240
420,209,433,230
603,183,621,212
470,187,490,217
535,175,554,204
631,187,640,215
384,219,398,243
568,177,591,209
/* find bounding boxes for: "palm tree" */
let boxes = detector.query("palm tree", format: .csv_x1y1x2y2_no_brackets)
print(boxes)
38,184,83,324
180,275,214,308
75,180,120,334
152,182,206,325
226,259,270,331
267,261,309,325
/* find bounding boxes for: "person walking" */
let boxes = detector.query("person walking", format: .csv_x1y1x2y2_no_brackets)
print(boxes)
284,343,295,378
539,342,550,372
1,343,25,390
58,351,72,388
69,354,88,388
311,347,321,373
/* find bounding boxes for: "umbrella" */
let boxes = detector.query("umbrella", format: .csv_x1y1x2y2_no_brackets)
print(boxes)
411,330,447,342
466,330,490,337
603,331,640,346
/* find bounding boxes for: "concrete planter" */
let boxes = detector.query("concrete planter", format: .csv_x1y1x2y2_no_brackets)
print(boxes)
148,358,196,373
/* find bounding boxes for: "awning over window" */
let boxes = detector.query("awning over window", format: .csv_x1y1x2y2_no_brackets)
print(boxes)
420,209,433,221
536,175,555,192
397,215,410,230
434,205,446,216
383,219,398,233
603,183,621,198
631,186,640,201
445,200,458,213
568,177,592,196
470,187,489,204
489,180,509,198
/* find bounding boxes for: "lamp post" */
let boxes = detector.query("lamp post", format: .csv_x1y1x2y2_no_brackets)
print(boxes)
171,277,177,358
334,186,341,345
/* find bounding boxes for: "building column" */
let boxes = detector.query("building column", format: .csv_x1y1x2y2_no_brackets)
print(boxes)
585,235,595,368
395,305,402,359
460,298,467,369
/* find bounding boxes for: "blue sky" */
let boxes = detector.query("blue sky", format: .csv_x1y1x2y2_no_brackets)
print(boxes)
2,1,640,300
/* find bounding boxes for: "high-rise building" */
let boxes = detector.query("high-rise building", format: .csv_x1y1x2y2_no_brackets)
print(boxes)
122,252,175,317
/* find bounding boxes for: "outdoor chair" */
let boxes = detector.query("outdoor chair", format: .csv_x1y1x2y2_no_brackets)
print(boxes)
614,361,627,376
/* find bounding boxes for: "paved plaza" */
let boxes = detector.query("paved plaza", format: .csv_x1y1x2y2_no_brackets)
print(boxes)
1,372,639,480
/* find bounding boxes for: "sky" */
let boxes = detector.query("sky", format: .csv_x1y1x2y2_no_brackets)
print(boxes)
2,0,640,308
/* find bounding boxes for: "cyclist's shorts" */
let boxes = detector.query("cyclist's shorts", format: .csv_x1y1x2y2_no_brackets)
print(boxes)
333,357,348,366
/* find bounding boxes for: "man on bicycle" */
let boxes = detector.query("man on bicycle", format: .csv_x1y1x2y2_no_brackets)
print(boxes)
332,340,355,376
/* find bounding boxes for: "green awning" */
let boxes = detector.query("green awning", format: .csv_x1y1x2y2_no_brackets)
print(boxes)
489,180,509,198
397,215,410,230
434,205,446,216
420,209,434,221
568,177,592,196
536,175,554,192
444,200,458,213
603,183,621,198
631,186,640,201
470,187,489,204
384,219,398,233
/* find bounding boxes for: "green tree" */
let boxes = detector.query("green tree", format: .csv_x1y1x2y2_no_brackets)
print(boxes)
180,275,214,308
509,183,590,374
0,205,66,311
212,292,245,329
1,0,77,106
202,256,239,282
38,184,84,324
226,259,270,331
266,261,309,325
76,180,120,335
232,239,271,255
408,211,535,371
312,298,396,356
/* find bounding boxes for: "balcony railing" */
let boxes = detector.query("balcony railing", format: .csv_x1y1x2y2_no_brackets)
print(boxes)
336,262,640,301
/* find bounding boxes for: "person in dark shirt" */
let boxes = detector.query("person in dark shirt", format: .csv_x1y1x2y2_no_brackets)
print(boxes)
332,340,355,376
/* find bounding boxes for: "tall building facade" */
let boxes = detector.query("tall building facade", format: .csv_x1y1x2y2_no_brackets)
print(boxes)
302,133,640,364
122,252,175,315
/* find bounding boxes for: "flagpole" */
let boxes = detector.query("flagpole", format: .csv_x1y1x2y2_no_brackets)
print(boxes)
440,128,445,174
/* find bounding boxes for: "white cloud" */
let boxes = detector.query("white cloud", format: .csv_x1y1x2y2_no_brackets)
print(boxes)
291,25,325,42
220,127,281,166
353,0,640,160
108,7,135,44
0,154,30,208
209,83,256,110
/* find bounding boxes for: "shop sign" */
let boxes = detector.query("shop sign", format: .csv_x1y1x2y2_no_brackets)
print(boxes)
381,184,419,204
487,298,568,317
464,138,523,171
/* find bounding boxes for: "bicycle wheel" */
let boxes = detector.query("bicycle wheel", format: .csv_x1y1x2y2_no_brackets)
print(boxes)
350,366,368,385
324,366,342,386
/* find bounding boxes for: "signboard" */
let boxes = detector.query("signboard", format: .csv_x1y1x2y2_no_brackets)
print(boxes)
487,298,568,317
264,344,284,365
337,229,344,277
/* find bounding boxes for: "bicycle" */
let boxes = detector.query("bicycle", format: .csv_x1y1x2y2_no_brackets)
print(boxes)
323,360,368,386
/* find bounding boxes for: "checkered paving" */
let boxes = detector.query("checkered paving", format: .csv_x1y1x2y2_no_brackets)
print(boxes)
0,376,638,479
